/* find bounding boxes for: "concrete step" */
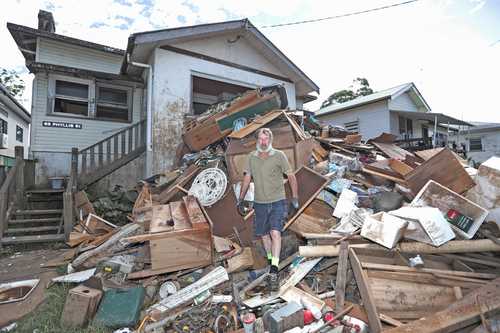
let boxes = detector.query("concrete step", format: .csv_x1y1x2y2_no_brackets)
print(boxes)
1,234,65,245
25,188,65,194
6,226,60,234
8,217,61,224
14,209,63,216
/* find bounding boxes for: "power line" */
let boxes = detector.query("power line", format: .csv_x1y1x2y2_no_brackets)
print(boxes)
260,0,420,28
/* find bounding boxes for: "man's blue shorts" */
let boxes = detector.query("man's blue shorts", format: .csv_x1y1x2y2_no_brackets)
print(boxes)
253,199,288,237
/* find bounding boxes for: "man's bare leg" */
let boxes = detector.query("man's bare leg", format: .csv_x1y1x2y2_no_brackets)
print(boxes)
261,234,272,254
270,230,281,266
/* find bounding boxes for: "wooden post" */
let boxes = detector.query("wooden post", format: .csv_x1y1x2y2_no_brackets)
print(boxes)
71,148,78,191
15,146,24,210
0,191,7,242
63,190,73,241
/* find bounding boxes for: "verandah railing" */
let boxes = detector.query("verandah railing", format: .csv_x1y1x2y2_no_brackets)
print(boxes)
74,119,147,187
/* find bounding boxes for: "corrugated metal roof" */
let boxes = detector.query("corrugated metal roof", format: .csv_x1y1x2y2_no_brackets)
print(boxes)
458,123,500,133
315,82,414,117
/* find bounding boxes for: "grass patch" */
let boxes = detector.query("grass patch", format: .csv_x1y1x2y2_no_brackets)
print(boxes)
13,283,112,333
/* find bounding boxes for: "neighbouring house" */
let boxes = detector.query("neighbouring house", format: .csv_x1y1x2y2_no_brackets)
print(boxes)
0,83,31,168
7,10,319,190
449,123,500,166
314,82,471,150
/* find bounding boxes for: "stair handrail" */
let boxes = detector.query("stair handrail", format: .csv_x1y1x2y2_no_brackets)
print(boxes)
62,159,76,241
80,119,146,155
0,146,25,240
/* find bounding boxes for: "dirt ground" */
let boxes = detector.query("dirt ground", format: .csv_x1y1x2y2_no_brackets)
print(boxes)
0,248,61,327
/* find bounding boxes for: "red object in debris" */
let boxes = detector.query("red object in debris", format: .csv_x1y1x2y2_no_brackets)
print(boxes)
303,310,315,325
324,312,335,322
242,312,256,324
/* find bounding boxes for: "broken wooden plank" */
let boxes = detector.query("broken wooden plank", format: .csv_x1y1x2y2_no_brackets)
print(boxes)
182,195,207,227
388,158,414,177
74,191,95,219
361,166,408,185
371,141,414,160
361,262,497,280
156,164,200,204
149,205,174,233
405,148,475,195
284,167,329,230
169,201,192,231
368,276,459,320
366,270,484,289
227,110,283,139
299,237,500,257
379,313,403,327
281,286,325,311
349,248,383,333
384,278,500,333
335,241,349,313
150,228,212,271
227,247,254,273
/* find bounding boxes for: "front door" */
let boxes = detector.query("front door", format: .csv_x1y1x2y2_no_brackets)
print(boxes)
422,125,429,146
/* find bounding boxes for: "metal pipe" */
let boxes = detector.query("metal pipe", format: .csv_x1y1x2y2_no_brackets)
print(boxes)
433,115,438,147
127,53,153,177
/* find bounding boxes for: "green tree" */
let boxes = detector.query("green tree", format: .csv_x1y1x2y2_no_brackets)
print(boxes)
0,68,25,98
321,77,373,108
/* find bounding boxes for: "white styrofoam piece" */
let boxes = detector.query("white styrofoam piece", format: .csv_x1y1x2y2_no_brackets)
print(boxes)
52,268,96,283
333,188,358,219
390,206,455,246
361,212,408,248
0,279,39,304
149,266,229,313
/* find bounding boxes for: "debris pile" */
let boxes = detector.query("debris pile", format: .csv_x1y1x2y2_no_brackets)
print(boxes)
14,86,500,333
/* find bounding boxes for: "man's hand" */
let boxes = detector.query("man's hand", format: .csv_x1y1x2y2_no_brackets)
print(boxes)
289,197,299,216
237,199,247,216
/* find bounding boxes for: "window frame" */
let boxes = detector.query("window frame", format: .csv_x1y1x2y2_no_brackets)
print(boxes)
344,120,359,133
49,75,92,118
95,83,132,123
0,118,7,135
16,125,23,142
48,75,133,123
469,137,482,152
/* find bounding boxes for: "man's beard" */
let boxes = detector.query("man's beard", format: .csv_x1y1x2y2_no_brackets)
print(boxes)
256,142,273,153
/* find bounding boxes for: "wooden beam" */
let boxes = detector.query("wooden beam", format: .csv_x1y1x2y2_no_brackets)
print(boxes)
349,248,383,333
335,241,349,313
361,262,497,280
299,238,500,257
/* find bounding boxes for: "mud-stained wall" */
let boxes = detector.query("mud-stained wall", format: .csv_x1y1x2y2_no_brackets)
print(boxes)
152,100,188,173
89,152,146,194
151,47,297,174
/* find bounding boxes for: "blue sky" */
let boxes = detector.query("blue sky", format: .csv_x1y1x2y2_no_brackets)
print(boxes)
1,0,499,122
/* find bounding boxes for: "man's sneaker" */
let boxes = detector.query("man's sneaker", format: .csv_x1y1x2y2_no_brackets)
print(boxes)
268,265,280,292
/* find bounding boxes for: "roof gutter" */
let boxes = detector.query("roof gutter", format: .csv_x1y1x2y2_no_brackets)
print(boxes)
127,53,153,177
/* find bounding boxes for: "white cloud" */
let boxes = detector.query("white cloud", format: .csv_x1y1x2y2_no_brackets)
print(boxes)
1,0,498,123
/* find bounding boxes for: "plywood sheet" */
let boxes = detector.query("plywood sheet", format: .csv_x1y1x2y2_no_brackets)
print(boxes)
169,201,192,231
284,167,330,230
204,189,254,246
371,142,414,160
150,204,174,233
183,195,207,228
368,276,457,320
406,148,475,195
150,229,212,271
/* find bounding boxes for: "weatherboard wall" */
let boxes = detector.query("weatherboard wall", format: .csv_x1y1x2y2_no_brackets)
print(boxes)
317,100,390,141
37,37,123,74
29,74,143,183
